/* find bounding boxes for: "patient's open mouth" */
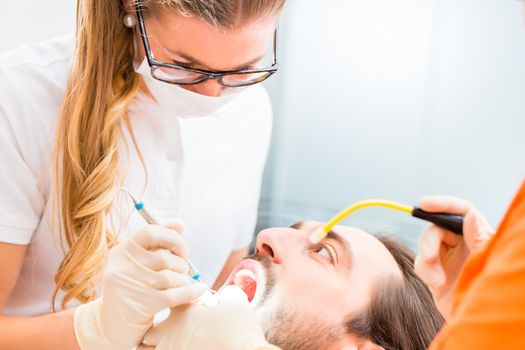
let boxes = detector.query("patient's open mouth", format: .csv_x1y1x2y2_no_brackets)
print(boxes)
234,269,257,301
225,259,264,303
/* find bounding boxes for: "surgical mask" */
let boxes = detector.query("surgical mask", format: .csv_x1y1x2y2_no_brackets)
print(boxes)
135,59,241,117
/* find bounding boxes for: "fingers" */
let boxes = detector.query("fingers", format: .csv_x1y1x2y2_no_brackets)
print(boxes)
154,249,190,273
420,195,475,215
132,225,189,258
142,326,164,348
125,239,190,273
137,344,155,350
164,217,184,234
149,270,193,290
159,283,208,307
415,225,456,288
141,309,177,347
420,196,493,252
419,224,461,264
463,209,493,252
415,253,445,289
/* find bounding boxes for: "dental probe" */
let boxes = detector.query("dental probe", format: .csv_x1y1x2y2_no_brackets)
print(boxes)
119,187,202,282
309,199,464,244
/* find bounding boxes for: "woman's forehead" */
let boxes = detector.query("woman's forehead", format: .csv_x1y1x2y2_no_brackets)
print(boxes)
146,10,276,70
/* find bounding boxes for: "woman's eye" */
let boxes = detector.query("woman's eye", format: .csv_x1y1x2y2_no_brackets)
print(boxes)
315,245,335,264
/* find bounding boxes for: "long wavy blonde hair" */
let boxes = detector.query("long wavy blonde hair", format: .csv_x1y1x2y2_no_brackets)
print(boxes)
52,0,286,310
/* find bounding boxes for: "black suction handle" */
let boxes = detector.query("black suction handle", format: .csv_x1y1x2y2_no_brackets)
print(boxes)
412,207,464,235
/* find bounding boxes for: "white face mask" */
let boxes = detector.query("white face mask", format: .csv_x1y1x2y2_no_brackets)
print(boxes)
135,59,242,118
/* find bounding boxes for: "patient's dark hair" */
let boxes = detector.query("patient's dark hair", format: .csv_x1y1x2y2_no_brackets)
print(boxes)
346,236,445,350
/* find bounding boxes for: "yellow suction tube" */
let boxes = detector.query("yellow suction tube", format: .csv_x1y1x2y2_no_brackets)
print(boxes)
309,198,464,243
309,199,414,244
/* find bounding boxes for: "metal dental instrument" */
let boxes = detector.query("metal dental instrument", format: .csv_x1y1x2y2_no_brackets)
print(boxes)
310,199,464,244
119,187,202,282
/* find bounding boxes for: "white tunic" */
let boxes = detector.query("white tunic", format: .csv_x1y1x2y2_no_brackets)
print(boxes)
0,36,272,316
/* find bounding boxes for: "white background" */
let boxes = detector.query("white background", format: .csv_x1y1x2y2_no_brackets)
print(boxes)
0,1,76,52
2,0,524,247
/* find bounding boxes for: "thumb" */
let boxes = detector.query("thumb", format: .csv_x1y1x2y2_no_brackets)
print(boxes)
164,217,185,234
136,345,155,350
142,309,181,347
463,210,492,252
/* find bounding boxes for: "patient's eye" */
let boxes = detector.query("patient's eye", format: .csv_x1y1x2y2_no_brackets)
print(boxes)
314,244,335,265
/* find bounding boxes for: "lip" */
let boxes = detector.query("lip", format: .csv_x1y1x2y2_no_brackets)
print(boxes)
224,258,266,305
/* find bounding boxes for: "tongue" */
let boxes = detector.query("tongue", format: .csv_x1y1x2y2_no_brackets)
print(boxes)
234,271,257,302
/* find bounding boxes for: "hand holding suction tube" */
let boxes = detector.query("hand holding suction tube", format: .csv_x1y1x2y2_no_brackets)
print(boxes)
412,207,463,235
309,199,464,244
414,196,493,320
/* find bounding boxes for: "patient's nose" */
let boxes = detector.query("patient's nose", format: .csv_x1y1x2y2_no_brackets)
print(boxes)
255,228,296,265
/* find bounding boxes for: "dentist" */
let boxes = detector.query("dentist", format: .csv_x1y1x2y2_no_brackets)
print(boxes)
0,0,284,348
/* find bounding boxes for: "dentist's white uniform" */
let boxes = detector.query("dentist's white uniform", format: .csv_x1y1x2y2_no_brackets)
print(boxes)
0,36,272,316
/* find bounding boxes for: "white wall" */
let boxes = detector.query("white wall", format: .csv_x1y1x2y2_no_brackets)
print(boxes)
0,1,76,53
260,0,525,247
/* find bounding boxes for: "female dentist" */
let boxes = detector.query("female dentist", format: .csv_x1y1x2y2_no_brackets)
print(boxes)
0,0,284,348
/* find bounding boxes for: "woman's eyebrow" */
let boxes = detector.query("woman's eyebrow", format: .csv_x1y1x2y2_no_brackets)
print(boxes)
168,49,264,70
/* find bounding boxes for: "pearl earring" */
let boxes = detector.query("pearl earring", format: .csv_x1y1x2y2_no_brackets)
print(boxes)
123,14,137,28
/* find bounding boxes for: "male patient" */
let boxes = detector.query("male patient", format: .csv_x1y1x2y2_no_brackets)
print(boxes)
141,221,444,350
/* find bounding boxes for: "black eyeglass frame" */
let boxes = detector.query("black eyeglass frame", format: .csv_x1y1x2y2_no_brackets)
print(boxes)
135,3,279,87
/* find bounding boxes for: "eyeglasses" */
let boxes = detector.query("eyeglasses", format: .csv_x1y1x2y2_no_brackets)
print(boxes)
135,4,279,87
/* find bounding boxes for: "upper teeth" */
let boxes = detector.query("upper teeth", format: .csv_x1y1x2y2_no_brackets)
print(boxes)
236,269,256,281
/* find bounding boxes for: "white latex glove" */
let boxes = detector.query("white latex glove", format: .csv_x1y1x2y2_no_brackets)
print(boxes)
74,219,208,350
138,285,281,350
414,196,493,320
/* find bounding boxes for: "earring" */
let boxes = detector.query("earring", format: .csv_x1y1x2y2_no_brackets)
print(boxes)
123,14,137,28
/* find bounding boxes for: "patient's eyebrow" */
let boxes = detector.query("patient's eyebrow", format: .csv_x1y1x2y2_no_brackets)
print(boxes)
325,231,353,268
325,232,351,252
290,222,351,251
290,221,353,266
290,221,304,230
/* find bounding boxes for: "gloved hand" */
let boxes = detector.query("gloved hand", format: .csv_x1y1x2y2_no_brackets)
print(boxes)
74,219,207,350
414,196,493,320
138,285,281,350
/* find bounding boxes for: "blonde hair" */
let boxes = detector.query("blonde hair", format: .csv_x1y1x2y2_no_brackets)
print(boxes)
52,0,285,310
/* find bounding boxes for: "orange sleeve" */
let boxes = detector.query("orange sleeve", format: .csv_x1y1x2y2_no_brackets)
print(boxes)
430,180,525,350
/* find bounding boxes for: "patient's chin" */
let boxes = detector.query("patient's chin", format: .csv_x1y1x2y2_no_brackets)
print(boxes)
258,303,336,350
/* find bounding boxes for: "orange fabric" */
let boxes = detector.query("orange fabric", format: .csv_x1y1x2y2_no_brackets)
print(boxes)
430,179,525,350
